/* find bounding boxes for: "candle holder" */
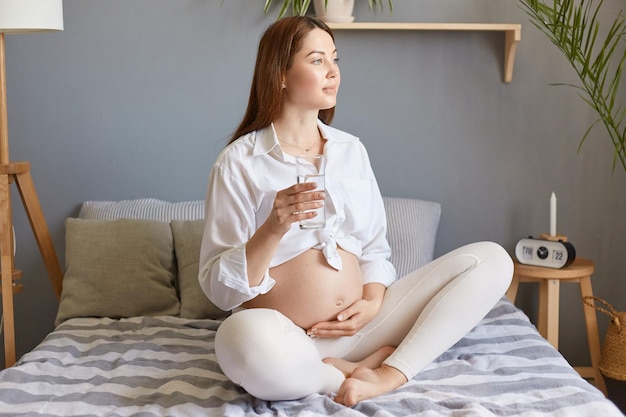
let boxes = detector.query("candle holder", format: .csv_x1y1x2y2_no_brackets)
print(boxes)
540,233,569,242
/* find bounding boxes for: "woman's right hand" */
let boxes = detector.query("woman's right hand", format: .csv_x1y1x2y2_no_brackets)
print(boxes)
266,182,325,235
244,182,324,287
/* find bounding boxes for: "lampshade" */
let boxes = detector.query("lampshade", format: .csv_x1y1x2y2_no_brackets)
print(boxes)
0,0,64,34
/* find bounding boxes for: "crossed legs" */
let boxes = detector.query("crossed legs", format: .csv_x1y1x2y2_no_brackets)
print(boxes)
214,241,513,405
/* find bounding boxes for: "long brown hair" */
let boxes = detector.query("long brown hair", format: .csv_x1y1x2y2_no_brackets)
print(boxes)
229,16,336,145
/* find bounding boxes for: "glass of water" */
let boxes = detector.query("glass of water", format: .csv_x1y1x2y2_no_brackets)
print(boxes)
295,154,326,230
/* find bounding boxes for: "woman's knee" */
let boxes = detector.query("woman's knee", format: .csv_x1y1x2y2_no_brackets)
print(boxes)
215,308,329,400
215,309,287,384
465,241,513,289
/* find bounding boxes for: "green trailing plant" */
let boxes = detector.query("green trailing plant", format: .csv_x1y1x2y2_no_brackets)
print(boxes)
518,0,626,172
264,0,393,20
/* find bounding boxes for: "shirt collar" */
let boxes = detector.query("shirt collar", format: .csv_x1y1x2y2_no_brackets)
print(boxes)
252,120,353,160
252,124,281,158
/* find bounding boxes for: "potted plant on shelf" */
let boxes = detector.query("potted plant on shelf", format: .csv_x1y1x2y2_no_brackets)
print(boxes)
518,0,626,173
264,0,393,22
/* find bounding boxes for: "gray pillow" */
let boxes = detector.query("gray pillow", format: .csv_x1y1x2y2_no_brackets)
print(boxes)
79,198,204,221
73,197,441,308
383,197,442,277
171,220,230,319
56,218,180,326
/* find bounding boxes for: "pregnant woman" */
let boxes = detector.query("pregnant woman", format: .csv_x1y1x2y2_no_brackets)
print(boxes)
199,15,513,406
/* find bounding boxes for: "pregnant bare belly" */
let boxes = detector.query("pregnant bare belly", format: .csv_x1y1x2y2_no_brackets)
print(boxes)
242,248,363,330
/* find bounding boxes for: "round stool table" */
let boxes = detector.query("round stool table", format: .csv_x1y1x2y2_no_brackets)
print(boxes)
506,257,607,395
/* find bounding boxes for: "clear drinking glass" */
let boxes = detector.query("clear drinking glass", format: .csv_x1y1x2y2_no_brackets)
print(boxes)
295,154,326,230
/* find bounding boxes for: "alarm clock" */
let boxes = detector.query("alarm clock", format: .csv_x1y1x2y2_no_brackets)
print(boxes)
514,236,576,269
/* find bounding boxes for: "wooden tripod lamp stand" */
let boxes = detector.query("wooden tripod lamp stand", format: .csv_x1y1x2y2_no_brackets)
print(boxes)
0,0,65,368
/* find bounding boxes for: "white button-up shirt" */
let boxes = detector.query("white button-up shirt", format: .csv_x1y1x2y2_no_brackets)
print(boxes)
199,121,397,311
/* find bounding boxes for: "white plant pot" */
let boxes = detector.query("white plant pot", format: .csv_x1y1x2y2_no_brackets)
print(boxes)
313,0,355,23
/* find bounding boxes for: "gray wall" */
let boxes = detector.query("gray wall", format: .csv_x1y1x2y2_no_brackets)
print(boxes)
3,0,625,369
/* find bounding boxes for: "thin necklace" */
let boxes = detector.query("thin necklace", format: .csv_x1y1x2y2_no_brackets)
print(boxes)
278,135,321,153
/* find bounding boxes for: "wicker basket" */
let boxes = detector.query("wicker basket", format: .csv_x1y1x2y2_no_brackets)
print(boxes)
583,296,626,381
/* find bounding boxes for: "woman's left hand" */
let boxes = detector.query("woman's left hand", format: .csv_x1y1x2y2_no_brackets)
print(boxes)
306,283,386,338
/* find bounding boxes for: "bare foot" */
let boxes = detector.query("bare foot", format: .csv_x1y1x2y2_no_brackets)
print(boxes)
322,345,395,378
334,365,408,407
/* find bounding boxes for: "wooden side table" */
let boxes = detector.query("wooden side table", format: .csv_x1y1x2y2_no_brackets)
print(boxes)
506,257,607,395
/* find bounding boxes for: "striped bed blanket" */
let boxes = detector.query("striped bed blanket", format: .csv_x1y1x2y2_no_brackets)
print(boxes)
0,298,622,416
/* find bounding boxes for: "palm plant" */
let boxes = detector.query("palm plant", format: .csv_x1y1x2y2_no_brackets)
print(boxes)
264,0,393,20
518,0,626,172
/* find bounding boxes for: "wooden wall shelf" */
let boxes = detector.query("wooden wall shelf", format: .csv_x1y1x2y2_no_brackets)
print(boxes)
327,22,521,83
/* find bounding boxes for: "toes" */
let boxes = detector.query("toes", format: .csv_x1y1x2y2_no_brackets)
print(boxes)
334,380,359,407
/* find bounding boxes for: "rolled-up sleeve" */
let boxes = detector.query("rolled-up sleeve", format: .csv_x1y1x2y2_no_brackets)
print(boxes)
358,180,397,287
198,163,275,311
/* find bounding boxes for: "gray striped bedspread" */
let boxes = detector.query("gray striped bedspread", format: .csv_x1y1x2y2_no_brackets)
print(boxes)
0,298,622,417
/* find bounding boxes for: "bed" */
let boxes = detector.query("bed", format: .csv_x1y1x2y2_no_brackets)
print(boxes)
0,197,622,417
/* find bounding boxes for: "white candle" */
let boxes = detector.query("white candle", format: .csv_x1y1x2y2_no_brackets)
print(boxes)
550,192,557,236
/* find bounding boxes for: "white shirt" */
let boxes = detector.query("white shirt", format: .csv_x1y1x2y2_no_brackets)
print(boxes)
198,121,397,311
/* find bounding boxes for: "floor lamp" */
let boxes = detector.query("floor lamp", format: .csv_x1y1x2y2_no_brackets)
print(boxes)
0,0,65,368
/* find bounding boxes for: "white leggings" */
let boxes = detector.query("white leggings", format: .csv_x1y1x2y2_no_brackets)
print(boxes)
214,241,513,401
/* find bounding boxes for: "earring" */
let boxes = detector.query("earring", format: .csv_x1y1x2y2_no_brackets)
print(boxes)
281,83,286,89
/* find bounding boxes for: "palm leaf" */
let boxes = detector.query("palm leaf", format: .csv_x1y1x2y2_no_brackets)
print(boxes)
519,0,626,172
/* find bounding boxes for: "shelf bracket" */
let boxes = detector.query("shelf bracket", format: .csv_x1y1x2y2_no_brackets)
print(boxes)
328,22,522,83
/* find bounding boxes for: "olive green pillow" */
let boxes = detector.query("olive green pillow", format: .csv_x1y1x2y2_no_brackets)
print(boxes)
56,218,180,326
171,220,230,319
